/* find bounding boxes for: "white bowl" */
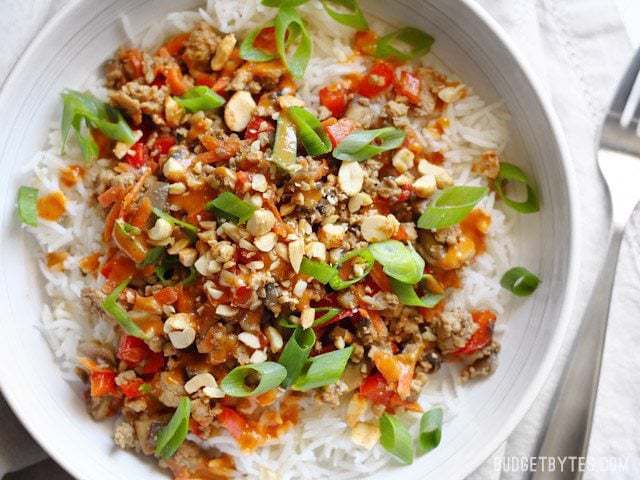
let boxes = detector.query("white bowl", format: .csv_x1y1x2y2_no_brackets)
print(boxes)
0,0,578,479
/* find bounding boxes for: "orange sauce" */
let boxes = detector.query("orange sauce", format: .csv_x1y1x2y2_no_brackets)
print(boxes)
79,252,102,275
58,165,85,188
426,151,445,165
440,236,475,270
46,251,68,271
460,209,492,255
133,313,164,337
37,191,66,221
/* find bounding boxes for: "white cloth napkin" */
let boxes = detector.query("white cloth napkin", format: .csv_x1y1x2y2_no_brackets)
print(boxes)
0,1,638,479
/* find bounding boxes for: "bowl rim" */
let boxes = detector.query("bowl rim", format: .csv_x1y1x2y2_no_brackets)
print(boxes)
0,0,580,479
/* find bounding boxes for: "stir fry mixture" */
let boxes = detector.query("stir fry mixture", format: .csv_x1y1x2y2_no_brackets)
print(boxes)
18,1,541,477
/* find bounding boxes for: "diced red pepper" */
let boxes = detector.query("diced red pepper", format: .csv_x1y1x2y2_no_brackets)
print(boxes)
452,310,496,356
153,135,176,155
369,263,392,292
100,253,137,283
322,118,358,147
353,30,378,56
395,70,421,104
359,373,397,406
319,84,348,118
125,143,148,168
137,351,165,375
117,335,149,364
90,370,117,397
120,378,145,399
218,407,248,439
163,33,190,58
244,116,275,141
357,61,395,98
232,286,253,306
253,27,277,56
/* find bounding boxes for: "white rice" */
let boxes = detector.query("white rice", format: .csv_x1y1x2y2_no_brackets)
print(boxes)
22,1,514,478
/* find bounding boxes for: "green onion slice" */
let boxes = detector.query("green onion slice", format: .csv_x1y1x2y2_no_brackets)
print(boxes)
262,0,309,6
180,266,198,286
101,278,149,339
417,186,488,230
240,21,278,62
390,278,443,308
174,86,225,113
292,346,353,391
333,127,406,162
155,397,190,459
205,191,256,224
375,27,434,61
115,219,141,237
379,413,414,464
500,266,540,297
328,248,375,290
277,313,299,329
300,258,338,285
417,407,443,455
17,186,39,227
139,383,152,394
152,207,198,235
369,241,424,285
286,106,332,156
220,362,287,397
272,113,299,173
275,8,313,81
155,254,179,285
61,90,136,162
495,162,540,213
312,307,342,327
320,0,368,31
139,246,165,267
278,327,316,387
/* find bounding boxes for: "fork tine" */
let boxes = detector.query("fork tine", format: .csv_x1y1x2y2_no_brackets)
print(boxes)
609,48,640,122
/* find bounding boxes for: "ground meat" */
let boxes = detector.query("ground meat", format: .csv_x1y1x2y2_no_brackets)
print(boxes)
134,416,167,455
158,372,186,407
81,287,109,323
345,97,377,128
88,395,121,420
434,225,463,246
114,421,138,450
472,150,501,179
460,342,500,381
109,82,167,125
433,309,477,354
104,58,127,89
77,340,116,365
183,22,219,72
416,229,445,265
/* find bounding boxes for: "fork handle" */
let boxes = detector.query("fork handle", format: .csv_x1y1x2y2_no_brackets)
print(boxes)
532,226,624,479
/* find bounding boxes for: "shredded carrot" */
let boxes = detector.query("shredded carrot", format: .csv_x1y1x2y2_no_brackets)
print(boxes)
370,263,392,292
120,169,150,215
130,196,152,229
162,33,190,57
164,65,188,96
98,185,126,208
103,201,121,243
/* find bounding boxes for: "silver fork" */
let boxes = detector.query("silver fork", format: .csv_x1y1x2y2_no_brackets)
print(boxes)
532,49,640,479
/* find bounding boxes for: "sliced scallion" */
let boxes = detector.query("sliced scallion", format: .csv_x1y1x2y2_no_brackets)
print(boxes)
152,207,198,235
417,407,443,455
61,90,136,162
220,362,287,397
390,278,443,308
262,0,309,6
17,186,39,227
312,307,342,327
495,162,540,213
101,278,149,340
379,413,414,464
139,246,165,267
375,27,434,61
180,266,198,286
115,219,141,237
272,113,299,173
275,8,313,81
369,241,424,285
286,106,332,156
278,327,316,387
154,397,190,459
174,86,225,113
240,21,278,62
333,127,406,162
155,255,179,285
500,266,540,297
320,0,368,31
328,248,375,290
292,345,353,391
300,257,338,285
206,191,256,224
417,186,487,230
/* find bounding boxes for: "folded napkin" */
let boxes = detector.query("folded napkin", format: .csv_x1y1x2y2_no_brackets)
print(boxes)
0,1,638,479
